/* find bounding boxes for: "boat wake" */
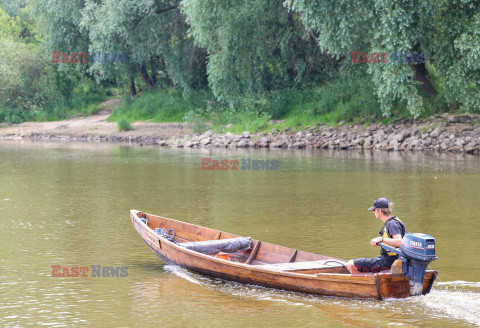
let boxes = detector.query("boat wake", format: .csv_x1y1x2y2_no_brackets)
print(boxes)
413,280,480,327
164,265,480,326
435,280,480,288
163,264,309,306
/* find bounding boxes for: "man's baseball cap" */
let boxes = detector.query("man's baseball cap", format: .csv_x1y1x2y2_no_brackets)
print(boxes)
368,197,390,210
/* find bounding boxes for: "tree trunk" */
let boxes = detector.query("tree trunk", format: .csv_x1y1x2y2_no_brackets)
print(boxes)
151,70,157,86
150,58,158,85
412,63,437,99
411,43,437,99
309,32,344,71
138,65,154,90
129,77,137,96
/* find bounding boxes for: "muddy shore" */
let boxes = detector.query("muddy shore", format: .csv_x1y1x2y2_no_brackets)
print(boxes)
1,112,479,155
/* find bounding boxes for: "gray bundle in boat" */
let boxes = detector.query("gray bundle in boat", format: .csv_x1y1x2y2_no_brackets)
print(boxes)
180,237,251,254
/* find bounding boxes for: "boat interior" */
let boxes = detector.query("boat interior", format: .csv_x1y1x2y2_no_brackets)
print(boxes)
136,211,353,275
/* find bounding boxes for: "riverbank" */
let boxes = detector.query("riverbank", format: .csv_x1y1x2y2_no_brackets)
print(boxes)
0,111,479,155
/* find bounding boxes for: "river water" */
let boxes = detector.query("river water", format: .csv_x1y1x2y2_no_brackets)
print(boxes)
0,140,479,327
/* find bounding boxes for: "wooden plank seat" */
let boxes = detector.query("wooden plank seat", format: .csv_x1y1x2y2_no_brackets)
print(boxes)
253,259,347,272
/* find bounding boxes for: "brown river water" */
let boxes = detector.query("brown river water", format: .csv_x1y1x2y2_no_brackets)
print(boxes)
0,140,479,327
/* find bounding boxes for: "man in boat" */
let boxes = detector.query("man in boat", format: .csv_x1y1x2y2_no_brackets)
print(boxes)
347,197,406,274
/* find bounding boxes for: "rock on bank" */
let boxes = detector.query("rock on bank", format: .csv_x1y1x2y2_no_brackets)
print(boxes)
1,113,479,154
166,114,480,155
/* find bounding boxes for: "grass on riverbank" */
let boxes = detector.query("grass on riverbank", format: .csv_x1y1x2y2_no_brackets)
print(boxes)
108,89,193,123
108,76,389,133
105,74,454,134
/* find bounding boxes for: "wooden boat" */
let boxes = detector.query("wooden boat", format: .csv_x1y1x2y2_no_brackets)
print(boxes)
130,210,437,300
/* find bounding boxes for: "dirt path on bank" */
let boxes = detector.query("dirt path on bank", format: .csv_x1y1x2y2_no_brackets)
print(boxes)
0,99,187,142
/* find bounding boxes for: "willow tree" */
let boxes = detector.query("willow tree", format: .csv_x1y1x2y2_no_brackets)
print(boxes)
286,0,439,117
32,0,90,55
286,0,480,116
81,0,207,94
30,0,207,95
181,0,330,104
426,0,480,112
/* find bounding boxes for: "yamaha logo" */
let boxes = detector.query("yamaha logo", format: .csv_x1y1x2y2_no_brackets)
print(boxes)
410,241,422,247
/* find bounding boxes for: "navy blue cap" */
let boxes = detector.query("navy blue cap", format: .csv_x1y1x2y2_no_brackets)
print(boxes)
368,197,390,211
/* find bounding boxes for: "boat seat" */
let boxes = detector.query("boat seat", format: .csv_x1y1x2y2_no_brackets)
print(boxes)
253,259,347,272
179,237,251,254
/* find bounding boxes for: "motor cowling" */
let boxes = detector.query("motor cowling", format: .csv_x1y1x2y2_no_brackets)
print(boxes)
399,233,438,296
378,233,438,296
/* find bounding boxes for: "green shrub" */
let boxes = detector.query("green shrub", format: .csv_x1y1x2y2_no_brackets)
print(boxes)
118,118,133,131
0,36,109,123
183,108,210,133
0,38,50,123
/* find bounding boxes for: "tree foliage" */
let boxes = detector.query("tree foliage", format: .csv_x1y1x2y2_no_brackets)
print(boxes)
0,8,51,122
429,0,480,112
286,0,480,116
0,38,51,119
181,0,330,104
286,0,433,116
1,0,480,123
80,0,207,92
0,7,23,38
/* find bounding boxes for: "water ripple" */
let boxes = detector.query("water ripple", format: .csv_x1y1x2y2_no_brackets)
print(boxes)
164,265,480,327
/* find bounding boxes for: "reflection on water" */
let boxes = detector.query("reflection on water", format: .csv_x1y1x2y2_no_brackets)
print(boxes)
0,140,479,327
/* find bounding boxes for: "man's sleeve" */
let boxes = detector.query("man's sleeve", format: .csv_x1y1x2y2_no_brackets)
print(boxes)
388,221,403,237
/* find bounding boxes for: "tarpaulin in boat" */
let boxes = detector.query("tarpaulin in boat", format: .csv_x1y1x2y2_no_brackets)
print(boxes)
179,237,251,254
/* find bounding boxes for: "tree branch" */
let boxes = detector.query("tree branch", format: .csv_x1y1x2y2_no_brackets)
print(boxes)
155,6,178,15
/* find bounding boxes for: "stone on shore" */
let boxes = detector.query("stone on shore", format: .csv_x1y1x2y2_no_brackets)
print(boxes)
2,113,480,155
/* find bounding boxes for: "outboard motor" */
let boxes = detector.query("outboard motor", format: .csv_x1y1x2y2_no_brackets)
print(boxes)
379,233,438,296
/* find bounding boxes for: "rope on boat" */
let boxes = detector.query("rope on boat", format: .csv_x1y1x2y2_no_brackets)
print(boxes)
138,215,178,244
428,264,442,282
154,227,176,242
322,260,349,268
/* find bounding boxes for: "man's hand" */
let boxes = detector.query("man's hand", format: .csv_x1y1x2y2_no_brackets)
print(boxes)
370,237,383,246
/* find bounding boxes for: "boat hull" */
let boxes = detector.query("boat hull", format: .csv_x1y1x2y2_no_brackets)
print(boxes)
130,210,436,300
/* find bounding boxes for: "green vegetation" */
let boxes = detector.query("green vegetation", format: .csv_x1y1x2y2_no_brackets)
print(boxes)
0,0,479,130
108,90,192,123
117,118,132,132
125,74,443,133
0,7,108,123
